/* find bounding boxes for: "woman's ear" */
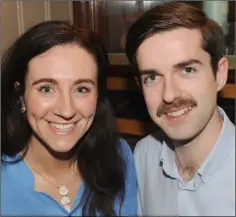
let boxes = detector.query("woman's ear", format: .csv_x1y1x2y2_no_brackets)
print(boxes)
19,96,26,113
19,96,25,107
14,81,20,91
14,81,26,111
216,57,228,92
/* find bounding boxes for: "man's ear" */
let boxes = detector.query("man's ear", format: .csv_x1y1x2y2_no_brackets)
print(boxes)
135,76,143,94
216,57,228,92
134,76,140,87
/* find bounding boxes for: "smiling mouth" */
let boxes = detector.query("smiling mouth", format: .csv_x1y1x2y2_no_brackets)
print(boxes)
165,106,193,119
49,122,75,132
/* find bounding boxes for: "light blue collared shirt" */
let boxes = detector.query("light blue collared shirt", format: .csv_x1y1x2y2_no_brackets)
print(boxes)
1,138,137,216
134,107,235,216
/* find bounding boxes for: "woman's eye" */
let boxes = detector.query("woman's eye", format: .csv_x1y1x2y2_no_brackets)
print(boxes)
76,87,89,93
39,86,53,93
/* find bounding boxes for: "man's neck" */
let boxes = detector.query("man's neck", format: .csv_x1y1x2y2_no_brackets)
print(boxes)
173,108,223,181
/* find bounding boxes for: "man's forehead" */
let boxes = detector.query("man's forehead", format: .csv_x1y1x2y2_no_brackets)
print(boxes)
137,28,203,52
136,28,207,68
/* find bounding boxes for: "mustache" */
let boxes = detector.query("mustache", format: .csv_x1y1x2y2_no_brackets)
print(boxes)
156,98,197,117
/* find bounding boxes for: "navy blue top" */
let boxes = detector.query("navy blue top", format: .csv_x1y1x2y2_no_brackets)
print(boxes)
1,138,137,216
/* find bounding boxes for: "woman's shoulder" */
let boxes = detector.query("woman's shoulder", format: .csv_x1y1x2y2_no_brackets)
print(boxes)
2,154,20,161
118,137,133,159
117,138,136,175
1,154,21,168
1,154,24,179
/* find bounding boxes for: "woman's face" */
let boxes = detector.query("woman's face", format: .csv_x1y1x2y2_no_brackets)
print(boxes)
23,44,98,153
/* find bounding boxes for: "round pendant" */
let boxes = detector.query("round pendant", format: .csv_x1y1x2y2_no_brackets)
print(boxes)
59,185,69,196
61,196,71,205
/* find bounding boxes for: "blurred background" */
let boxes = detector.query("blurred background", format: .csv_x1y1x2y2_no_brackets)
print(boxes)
1,0,235,149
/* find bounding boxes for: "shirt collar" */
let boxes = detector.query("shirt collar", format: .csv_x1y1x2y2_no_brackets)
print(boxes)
160,107,235,182
160,138,177,179
198,107,235,182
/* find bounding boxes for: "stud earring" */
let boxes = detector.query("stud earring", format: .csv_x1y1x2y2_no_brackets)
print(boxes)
21,106,26,113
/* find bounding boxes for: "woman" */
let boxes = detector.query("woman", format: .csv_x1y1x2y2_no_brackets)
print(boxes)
1,21,137,216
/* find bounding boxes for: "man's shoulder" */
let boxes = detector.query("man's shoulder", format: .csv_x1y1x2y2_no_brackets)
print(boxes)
134,130,170,158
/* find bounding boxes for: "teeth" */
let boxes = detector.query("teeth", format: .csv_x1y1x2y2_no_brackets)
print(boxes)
50,123,74,131
167,107,192,117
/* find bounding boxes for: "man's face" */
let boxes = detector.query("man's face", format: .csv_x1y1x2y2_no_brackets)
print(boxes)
136,28,227,141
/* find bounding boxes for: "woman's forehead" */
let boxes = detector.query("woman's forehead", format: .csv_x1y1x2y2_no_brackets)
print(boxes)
26,44,98,84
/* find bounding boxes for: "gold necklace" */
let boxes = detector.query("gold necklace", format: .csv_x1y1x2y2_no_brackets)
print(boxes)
25,160,74,212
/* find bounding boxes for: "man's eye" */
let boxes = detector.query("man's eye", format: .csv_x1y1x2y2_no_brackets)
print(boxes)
183,67,196,74
143,74,160,85
39,86,53,93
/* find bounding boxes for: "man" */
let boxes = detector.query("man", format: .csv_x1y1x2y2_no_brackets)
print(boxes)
125,2,235,216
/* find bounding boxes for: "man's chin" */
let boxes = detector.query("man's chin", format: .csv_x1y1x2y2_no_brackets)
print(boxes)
161,127,197,143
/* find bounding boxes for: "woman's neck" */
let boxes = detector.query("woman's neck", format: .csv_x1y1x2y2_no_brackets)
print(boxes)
24,136,77,179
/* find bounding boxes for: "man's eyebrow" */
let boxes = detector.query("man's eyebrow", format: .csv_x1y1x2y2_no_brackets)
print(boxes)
173,59,203,70
32,78,95,86
138,59,203,77
139,69,162,76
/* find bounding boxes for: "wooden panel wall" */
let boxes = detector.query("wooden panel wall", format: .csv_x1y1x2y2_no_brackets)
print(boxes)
1,0,73,54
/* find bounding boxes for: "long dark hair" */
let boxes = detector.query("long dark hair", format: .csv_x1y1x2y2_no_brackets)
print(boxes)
1,21,125,216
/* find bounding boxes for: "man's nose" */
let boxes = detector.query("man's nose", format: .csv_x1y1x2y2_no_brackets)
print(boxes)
162,78,181,104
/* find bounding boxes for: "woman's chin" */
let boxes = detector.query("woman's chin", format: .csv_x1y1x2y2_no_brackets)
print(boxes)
46,143,77,159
